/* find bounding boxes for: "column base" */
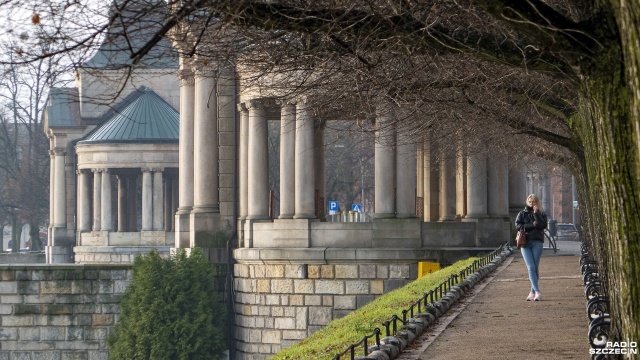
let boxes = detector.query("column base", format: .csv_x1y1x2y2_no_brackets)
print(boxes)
174,211,191,249
190,211,230,249
293,213,315,219
372,218,421,248
46,245,74,264
271,219,312,248
461,217,510,247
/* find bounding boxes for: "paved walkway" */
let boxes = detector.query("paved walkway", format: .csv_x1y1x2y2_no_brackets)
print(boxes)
398,240,589,360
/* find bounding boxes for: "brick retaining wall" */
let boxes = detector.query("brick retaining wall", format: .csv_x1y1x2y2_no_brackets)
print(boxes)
0,265,132,359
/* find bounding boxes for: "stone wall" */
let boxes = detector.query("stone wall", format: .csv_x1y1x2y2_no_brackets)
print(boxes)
0,264,132,359
232,262,417,359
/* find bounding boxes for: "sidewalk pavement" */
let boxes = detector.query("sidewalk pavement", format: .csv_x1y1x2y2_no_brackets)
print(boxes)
397,240,589,360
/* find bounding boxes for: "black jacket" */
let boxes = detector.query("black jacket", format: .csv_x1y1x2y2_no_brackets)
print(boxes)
515,206,548,242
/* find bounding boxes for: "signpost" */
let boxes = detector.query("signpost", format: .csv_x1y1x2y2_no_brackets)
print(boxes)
351,204,362,212
328,201,339,215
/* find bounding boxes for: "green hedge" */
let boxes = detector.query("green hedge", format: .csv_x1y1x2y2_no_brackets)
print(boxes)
107,249,228,360
273,257,479,360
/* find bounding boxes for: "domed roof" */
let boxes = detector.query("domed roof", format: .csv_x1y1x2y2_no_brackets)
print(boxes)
79,87,178,144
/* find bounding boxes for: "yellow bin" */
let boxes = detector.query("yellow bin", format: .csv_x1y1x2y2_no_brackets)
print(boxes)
418,262,440,277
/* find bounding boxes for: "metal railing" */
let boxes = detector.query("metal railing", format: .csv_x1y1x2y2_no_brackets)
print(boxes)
332,245,506,360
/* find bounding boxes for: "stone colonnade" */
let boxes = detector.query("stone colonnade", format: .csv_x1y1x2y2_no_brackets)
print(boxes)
237,98,325,247
76,168,176,233
417,136,520,223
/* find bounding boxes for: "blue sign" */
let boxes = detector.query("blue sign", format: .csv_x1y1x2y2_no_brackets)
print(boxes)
351,204,362,212
329,201,339,211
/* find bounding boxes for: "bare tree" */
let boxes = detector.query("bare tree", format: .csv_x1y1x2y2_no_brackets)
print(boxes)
0,37,69,251
0,0,638,341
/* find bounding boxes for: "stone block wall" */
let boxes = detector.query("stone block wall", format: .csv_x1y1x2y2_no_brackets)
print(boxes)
233,262,417,359
0,265,132,359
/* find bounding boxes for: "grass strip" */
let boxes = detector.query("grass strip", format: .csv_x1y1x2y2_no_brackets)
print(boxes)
273,257,479,360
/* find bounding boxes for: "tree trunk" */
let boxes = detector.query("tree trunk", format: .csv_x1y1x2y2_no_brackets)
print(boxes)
29,223,42,252
577,4,640,340
10,216,21,252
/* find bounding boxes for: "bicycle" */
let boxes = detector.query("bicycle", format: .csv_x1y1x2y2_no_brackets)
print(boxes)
544,229,558,253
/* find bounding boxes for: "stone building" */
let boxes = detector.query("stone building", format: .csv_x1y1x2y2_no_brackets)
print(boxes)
44,1,180,263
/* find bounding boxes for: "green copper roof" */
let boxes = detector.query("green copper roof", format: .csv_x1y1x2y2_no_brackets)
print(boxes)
46,88,82,128
79,88,178,144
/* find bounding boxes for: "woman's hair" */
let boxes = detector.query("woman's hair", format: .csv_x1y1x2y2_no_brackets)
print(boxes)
526,194,545,213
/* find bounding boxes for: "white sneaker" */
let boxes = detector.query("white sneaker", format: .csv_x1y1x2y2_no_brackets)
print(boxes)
526,292,535,301
534,292,542,301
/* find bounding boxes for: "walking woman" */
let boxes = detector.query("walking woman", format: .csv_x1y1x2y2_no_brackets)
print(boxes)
515,194,548,301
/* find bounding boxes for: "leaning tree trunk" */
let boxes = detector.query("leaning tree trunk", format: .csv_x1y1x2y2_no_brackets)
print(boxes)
577,2,640,342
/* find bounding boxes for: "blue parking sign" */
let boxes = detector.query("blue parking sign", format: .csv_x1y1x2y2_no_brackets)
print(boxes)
351,204,362,212
329,201,339,211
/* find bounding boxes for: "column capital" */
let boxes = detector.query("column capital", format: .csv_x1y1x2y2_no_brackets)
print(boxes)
275,99,296,107
152,167,164,173
237,102,248,113
178,68,195,86
92,168,105,173
52,148,66,156
141,167,153,173
192,61,218,78
245,99,264,111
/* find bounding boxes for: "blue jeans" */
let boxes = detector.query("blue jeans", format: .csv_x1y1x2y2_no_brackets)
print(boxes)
521,240,543,292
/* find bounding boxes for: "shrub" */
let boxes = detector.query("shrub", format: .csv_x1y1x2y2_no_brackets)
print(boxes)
107,249,228,360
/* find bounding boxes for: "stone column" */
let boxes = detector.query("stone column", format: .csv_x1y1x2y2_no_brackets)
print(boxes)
279,102,296,219
77,170,91,232
53,148,67,227
101,169,112,231
422,135,439,221
456,143,466,217
49,149,55,231
488,156,510,218
142,168,153,231
127,176,138,232
439,151,456,221
396,141,416,218
153,169,164,230
541,174,551,214
175,62,195,247
171,179,178,231
246,99,269,219
294,100,315,219
374,106,395,218
117,175,127,232
192,66,219,213
466,153,488,219
238,103,249,220
509,164,528,215
416,141,424,201
92,169,102,231
314,121,326,217
164,177,173,231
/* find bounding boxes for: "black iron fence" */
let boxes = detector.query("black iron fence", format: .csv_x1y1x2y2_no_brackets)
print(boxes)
581,241,612,358
332,245,509,360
